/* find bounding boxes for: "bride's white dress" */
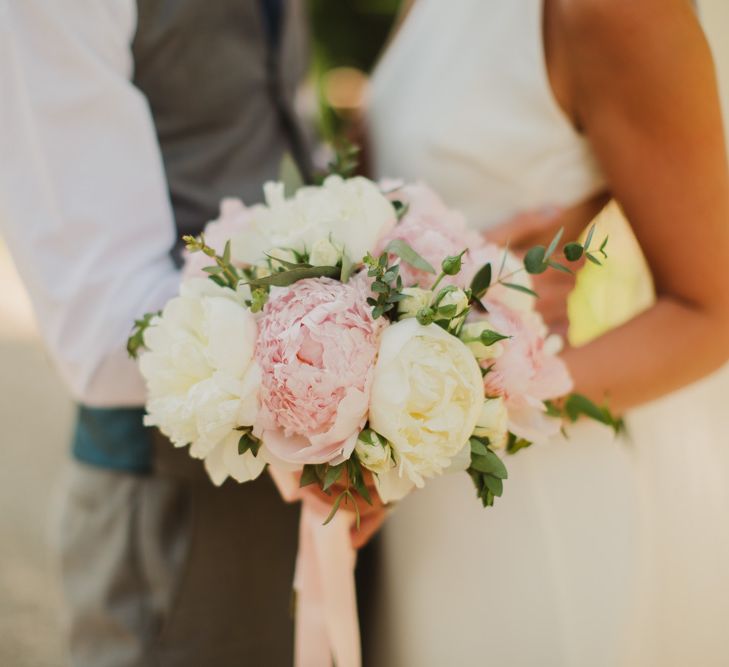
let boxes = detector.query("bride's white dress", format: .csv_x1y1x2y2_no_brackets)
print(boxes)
367,1,729,665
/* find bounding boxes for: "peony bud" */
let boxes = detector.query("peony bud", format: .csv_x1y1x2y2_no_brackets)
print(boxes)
398,287,433,320
309,238,341,267
355,430,395,474
473,397,509,449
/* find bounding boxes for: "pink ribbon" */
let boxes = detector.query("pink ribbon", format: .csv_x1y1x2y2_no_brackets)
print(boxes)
270,468,361,667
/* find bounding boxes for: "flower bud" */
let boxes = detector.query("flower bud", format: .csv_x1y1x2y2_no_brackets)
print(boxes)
439,288,469,330
309,238,341,267
459,320,505,361
355,430,395,474
398,287,433,320
473,397,509,449
442,251,466,276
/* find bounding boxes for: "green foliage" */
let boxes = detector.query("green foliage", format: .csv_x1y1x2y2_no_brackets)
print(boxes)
236,428,262,457
383,239,436,274
126,311,160,359
326,140,361,179
563,393,624,434
470,262,492,299
468,437,509,508
364,251,407,320
246,265,340,288
301,457,373,528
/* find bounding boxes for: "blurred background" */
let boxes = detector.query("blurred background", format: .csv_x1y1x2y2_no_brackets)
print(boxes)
1,1,728,665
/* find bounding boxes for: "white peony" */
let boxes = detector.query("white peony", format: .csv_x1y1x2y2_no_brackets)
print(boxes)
369,319,485,502
473,397,509,449
230,175,396,266
308,237,342,267
139,279,264,485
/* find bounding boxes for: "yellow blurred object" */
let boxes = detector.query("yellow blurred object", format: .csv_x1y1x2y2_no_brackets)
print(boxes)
568,202,655,346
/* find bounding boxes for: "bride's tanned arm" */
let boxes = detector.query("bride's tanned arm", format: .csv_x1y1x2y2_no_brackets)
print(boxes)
551,0,729,411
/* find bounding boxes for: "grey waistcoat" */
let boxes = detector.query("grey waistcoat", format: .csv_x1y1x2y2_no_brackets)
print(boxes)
132,0,311,241
127,3,308,662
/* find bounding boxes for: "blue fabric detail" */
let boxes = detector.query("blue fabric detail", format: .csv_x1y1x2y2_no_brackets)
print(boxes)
72,406,153,474
260,0,284,46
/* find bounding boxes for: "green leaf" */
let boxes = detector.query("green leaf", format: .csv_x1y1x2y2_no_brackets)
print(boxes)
501,282,538,298
563,243,584,262
545,227,564,260
340,250,355,283
584,224,596,250
323,490,347,525
299,465,320,488
246,265,340,287
202,265,223,275
585,253,602,266
547,260,574,275
599,235,609,257
483,475,504,497
322,463,345,491
223,240,231,265
505,433,533,455
384,239,436,274
470,449,508,479
524,245,548,274
470,262,492,298
564,393,623,434
470,438,490,456
279,153,305,197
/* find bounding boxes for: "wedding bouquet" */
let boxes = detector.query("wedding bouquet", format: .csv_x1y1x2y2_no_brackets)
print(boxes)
128,162,619,521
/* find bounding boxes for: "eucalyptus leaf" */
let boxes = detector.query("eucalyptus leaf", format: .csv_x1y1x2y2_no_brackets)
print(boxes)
545,227,564,260
524,245,548,274
246,265,340,287
470,262,492,298
501,282,538,298
384,239,436,274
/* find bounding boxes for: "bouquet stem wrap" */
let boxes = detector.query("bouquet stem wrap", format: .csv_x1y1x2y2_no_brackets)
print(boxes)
270,467,361,667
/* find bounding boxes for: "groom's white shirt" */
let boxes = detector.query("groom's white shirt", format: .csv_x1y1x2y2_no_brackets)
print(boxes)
0,1,180,406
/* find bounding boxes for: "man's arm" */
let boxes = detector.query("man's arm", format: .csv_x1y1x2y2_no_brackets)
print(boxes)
0,0,180,406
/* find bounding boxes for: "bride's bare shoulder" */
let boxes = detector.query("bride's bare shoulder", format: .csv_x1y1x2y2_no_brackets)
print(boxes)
552,0,701,53
548,0,712,117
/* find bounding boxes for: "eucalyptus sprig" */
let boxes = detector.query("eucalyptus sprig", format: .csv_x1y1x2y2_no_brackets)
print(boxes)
468,225,610,303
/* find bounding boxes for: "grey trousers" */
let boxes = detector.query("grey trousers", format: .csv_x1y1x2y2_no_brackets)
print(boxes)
58,443,300,667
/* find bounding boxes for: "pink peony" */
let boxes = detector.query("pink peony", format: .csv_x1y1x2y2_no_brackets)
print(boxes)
480,300,573,443
377,182,483,288
182,198,253,279
255,276,385,465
